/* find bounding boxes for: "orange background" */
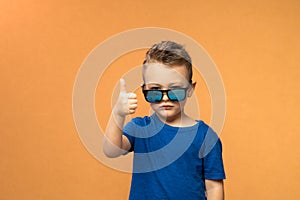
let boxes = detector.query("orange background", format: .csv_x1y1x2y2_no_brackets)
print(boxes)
1,0,300,199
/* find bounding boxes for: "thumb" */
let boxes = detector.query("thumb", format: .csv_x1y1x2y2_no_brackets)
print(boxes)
119,78,127,94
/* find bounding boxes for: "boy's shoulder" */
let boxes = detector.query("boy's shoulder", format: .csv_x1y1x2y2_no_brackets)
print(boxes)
130,115,152,126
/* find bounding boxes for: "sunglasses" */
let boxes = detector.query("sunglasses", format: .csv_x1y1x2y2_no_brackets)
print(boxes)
142,84,190,103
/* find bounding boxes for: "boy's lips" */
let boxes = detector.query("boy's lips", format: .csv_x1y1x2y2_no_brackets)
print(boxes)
160,105,174,110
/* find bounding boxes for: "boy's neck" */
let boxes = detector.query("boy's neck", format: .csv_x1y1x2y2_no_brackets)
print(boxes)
155,112,197,127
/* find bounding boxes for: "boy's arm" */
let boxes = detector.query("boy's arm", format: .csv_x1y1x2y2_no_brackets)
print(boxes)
205,179,224,200
103,79,137,158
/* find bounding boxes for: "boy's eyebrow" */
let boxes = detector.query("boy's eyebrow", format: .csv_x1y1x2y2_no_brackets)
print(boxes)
145,82,163,86
168,82,185,86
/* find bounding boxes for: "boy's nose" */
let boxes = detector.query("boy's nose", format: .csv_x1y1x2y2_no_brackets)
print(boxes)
161,92,169,101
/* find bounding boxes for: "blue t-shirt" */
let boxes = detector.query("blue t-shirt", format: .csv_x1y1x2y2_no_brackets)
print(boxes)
123,114,225,200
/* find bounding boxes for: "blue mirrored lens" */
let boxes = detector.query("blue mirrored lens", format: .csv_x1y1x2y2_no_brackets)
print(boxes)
168,89,186,101
146,90,162,102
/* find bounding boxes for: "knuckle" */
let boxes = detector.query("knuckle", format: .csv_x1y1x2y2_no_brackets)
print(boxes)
128,92,137,98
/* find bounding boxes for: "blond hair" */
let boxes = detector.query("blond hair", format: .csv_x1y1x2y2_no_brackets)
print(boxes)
143,41,193,83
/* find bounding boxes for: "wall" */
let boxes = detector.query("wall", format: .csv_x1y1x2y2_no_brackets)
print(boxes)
1,0,299,199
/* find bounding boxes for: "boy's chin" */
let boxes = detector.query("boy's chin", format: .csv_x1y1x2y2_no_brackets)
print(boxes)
156,110,181,122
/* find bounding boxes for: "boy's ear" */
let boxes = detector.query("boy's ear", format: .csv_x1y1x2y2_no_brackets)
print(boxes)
187,82,196,97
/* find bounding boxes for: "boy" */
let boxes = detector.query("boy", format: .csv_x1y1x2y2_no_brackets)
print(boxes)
103,41,225,200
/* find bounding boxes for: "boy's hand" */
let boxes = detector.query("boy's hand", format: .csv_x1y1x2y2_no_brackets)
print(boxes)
113,78,138,117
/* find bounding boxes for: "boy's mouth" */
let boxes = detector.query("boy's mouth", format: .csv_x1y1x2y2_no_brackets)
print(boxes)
160,105,174,110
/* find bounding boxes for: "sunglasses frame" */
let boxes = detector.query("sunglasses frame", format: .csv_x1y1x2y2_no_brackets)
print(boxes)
142,84,190,103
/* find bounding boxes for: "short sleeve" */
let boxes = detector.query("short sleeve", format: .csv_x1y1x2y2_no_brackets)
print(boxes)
201,128,226,180
123,120,136,152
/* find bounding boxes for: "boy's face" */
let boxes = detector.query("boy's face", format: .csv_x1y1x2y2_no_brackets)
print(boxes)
143,63,195,123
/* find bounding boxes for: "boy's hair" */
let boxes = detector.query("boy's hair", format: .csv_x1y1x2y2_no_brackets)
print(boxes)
142,41,193,83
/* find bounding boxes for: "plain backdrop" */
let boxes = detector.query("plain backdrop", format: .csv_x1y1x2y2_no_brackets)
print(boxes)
1,0,299,199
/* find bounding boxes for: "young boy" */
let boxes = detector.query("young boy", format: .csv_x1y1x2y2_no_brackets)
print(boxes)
103,41,226,200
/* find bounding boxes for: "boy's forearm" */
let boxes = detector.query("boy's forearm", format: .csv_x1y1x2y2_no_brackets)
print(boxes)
205,180,224,200
103,110,126,157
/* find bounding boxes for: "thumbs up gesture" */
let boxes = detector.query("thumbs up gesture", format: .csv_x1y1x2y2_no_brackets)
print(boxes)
113,78,138,117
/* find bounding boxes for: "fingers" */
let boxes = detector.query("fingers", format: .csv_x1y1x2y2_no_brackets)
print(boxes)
128,98,138,114
128,100,138,108
127,92,137,99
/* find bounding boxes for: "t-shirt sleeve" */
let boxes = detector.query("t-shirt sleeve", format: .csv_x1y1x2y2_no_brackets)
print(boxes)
201,128,226,180
123,120,136,152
